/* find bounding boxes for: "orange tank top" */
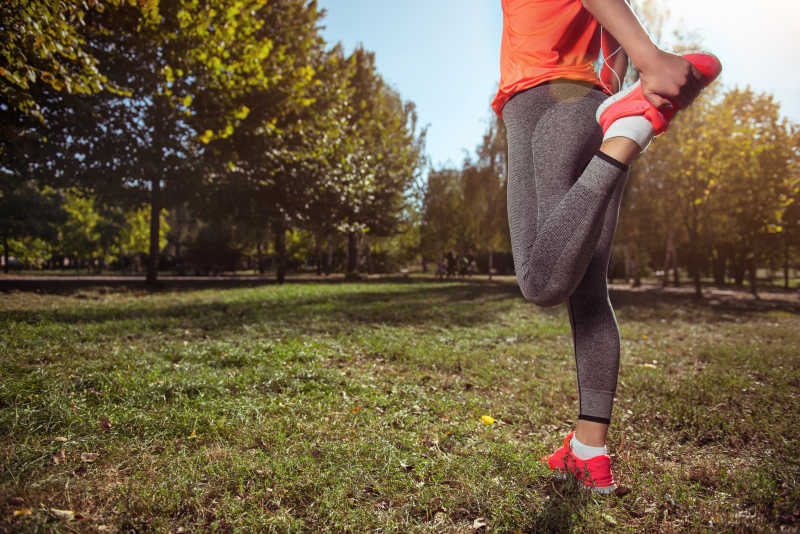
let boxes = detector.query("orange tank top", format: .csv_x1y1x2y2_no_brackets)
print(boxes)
492,0,609,116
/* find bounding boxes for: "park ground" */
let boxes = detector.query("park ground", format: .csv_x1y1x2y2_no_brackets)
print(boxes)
1,276,799,533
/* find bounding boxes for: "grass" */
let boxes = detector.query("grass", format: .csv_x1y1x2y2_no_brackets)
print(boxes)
1,276,798,533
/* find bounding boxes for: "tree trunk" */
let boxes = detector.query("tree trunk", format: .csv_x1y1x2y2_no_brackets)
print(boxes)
748,257,759,299
2,234,8,274
146,177,161,284
257,241,265,275
662,228,677,287
273,219,286,284
624,243,641,287
315,236,323,276
712,247,726,287
346,231,359,279
327,240,334,275
488,247,494,280
784,239,790,290
688,243,702,298
731,252,745,287
364,235,373,274
174,204,183,260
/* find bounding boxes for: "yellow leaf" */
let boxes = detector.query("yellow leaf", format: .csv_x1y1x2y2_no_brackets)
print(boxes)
13,509,32,516
480,415,495,425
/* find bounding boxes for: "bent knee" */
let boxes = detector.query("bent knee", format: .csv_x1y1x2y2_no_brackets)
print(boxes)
518,276,569,307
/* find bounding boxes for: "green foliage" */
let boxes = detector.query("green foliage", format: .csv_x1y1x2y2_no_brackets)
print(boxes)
419,115,509,264
0,0,158,121
619,85,800,292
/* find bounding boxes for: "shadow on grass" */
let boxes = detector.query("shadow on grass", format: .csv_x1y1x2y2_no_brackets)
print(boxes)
1,278,797,337
0,280,523,334
529,477,593,533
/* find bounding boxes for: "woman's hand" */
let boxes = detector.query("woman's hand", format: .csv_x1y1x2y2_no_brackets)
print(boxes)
637,49,704,110
581,1,704,107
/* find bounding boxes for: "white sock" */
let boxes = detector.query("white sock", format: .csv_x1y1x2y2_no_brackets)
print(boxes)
571,435,608,460
603,115,655,151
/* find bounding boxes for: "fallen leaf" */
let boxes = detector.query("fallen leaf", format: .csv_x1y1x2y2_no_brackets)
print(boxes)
399,461,414,471
98,417,111,430
480,415,495,425
49,508,75,520
642,363,657,369
53,449,66,465
472,517,487,529
54,437,68,442
13,508,32,517
80,452,99,463
351,405,361,414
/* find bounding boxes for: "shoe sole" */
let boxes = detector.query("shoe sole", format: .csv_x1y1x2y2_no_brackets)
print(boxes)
549,471,618,494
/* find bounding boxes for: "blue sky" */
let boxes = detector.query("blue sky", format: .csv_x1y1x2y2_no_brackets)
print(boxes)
317,0,800,170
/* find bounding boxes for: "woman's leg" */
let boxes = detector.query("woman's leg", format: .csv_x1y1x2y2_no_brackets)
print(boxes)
568,171,626,442
505,82,627,308
504,82,629,434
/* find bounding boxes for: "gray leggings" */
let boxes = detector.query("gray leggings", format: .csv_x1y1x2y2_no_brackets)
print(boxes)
503,81,628,424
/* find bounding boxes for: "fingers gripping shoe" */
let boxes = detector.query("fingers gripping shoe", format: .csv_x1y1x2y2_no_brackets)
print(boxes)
541,431,618,494
596,52,723,136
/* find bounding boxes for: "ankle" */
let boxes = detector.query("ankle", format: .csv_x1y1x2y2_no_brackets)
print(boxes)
571,434,608,460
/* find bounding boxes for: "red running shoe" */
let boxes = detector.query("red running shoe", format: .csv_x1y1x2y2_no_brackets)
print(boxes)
542,431,617,494
596,52,722,136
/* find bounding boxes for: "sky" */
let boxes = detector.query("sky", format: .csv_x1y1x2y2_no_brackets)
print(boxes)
317,0,800,170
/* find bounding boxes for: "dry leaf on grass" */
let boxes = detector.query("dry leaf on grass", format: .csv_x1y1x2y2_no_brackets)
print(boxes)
472,517,487,529
80,452,99,463
98,416,112,430
53,449,66,465
54,436,68,442
13,509,32,517
48,508,75,520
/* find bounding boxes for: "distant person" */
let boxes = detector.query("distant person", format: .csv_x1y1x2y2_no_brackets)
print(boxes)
436,254,446,280
445,250,457,278
493,0,720,492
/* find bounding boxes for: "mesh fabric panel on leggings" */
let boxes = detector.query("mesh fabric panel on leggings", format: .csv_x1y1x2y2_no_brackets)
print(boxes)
503,81,628,424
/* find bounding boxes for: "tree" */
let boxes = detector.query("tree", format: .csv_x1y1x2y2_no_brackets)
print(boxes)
31,0,326,283
471,113,509,279
0,182,65,272
334,47,426,279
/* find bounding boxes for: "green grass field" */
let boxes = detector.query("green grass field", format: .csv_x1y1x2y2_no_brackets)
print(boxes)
1,278,798,533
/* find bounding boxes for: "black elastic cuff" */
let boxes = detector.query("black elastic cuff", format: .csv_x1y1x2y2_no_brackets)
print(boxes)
579,414,611,425
595,151,629,172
